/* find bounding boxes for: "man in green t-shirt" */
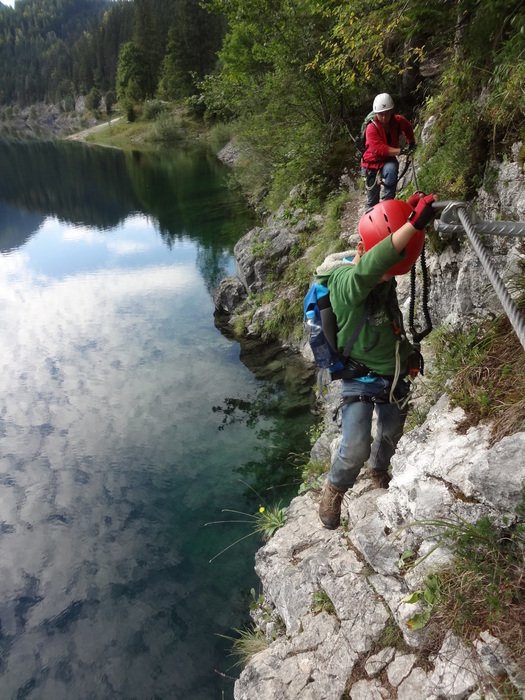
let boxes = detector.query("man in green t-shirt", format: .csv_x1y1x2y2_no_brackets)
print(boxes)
317,193,436,530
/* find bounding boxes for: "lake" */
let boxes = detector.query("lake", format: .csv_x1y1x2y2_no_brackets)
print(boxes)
0,139,316,699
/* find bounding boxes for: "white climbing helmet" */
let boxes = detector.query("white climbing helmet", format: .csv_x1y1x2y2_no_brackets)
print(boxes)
373,93,394,114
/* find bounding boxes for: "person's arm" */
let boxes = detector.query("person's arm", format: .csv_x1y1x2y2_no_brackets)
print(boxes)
391,221,419,253
397,114,415,143
392,194,436,252
366,122,391,160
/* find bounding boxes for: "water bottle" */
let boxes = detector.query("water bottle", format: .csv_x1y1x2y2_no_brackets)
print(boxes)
305,310,333,368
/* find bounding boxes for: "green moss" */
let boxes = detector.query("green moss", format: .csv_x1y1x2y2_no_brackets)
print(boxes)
418,99,486,200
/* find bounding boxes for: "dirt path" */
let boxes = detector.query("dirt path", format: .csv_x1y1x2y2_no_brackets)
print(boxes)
339,192,368,243
66,117,121,142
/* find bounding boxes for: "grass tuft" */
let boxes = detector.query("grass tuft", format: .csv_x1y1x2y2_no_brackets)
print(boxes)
395,491,525,680
217,626,268,667
426,281,525,445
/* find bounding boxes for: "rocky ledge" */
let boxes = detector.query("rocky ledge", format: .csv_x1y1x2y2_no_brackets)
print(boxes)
212,145,525,699
235,392,525,700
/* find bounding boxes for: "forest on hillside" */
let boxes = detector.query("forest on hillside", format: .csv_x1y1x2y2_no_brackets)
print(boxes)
0,0,524,207
0,0,224,108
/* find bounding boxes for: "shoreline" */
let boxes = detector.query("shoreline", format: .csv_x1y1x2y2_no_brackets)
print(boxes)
65,117,122,143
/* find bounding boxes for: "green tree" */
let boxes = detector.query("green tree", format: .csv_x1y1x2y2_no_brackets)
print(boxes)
105,90,115,114
132,0,165,98
0,0,112,106
202,0,354,203
159,0,225,100
116,41,147,103
85,86,102,111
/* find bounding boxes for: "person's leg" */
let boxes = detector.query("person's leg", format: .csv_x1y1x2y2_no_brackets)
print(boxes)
319,396,373,529
369,398,408,481
365,169,380,207
329,400,374,488
319,378,380,529
380,160,399,200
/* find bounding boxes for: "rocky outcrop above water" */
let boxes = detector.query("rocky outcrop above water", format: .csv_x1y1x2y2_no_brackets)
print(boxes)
234,392,525,699
0,100,100,141
217,139,242,166
211,146,525,699
213,200,324,338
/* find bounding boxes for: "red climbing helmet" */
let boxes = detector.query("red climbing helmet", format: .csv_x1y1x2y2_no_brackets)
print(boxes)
358,199,425,275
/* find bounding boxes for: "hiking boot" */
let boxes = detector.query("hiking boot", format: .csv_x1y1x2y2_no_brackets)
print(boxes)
318,481,347,530
370,469,391,489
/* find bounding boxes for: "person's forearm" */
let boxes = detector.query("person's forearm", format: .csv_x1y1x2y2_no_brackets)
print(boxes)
391,222,418,253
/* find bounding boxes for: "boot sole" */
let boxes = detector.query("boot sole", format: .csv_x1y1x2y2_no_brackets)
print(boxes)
317,512,340,530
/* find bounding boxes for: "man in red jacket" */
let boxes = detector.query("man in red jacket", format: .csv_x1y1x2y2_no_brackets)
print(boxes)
361,93,416,207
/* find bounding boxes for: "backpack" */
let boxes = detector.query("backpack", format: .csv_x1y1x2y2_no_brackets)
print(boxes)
355,111,401,157
303,282,372,379
354,111,377,156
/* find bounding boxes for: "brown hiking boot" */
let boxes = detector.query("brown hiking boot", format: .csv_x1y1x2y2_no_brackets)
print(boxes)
370,469,392,489
318,481,347,530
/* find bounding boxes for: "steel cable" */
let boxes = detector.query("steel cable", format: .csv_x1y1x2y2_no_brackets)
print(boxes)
457,207,525,350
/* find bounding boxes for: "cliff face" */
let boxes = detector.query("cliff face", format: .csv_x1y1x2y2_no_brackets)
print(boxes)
213,147,525,699
234,393,525,699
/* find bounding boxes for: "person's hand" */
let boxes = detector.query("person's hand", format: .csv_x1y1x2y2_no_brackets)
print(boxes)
408,193,436,230
401,142,417,155
408,191,424,208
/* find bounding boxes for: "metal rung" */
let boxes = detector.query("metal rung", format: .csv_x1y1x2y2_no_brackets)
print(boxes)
435,220,525,238
432,200,525,238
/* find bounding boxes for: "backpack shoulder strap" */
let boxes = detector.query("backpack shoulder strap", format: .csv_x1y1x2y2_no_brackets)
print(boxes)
363,117,380,154
340,293,374,360
317,293,339,352
365,116,379,137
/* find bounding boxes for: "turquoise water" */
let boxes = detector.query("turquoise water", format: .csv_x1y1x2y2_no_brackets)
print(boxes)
0,140,315,699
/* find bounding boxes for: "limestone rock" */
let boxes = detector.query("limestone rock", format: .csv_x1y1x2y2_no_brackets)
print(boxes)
430,632,480,698
216,139,241,166
234,224,300,294
235,396,525,699
365,647,395,677
386,652,418,687
212,275,247,313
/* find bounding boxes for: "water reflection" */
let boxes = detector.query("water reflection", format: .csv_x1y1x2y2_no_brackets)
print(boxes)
0,139,255,291
0,141,314,699
213,322,316,498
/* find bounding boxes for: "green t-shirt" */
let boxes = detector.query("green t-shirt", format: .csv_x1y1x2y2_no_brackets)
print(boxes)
316,236,413,376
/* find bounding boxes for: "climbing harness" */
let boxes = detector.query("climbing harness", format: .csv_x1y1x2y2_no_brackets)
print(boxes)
363,151,415,198
332,377,411,421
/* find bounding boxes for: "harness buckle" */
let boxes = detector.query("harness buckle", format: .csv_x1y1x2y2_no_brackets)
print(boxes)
391,321,403,336
408,349,424,378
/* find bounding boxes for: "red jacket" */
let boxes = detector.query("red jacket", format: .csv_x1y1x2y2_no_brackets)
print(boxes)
361,114,415,170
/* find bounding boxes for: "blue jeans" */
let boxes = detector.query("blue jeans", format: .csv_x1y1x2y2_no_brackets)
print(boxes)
328,377,408,491
366,159,399,207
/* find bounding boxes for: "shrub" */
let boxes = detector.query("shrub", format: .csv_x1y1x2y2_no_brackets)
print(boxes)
143,100,165,121
152,112,183,142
